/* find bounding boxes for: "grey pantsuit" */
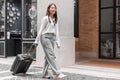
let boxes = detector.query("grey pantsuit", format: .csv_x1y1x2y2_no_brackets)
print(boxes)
40,33,61,76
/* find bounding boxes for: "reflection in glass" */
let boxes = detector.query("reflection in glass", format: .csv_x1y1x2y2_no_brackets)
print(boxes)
9,4,12,8
22,42,36,58
17,12,20,16
12,7,15,11
9,10,14,17
116,0,120,6
23,0,37,39
101,9,113,32
116,7,120,32
0,0,5,39
7,2,10,6
0,42,5,56
13,17,16,20
101,0,113,8
116,34,120,58
116,7,120,58
9,18,13,23
101,34,113,58
7,0,21,30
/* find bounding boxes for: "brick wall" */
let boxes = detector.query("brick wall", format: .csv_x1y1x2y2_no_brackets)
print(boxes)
76,0,99,61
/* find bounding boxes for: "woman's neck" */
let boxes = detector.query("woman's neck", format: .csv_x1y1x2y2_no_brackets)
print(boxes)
50,14,54,19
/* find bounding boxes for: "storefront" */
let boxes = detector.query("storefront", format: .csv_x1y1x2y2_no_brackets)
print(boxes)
0,0,37,57
0,0,75,66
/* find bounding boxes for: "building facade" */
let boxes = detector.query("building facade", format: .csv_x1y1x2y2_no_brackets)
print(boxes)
0,0,38,58
76,0,99,61
0,0,120,67
36,0,75,67
76,0,120,60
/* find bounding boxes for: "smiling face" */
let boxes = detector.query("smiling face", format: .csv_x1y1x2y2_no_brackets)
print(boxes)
46,3,58,23
48,4,56,15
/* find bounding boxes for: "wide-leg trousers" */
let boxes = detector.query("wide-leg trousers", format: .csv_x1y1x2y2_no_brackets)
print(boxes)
40,33,61,76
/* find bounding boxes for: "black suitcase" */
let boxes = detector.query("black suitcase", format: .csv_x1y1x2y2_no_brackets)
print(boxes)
10,44,36,75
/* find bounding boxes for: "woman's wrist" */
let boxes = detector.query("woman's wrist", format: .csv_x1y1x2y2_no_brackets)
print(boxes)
56,41,60,48
34,41,38,44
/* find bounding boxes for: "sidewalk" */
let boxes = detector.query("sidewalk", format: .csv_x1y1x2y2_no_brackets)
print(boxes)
0,57,120,80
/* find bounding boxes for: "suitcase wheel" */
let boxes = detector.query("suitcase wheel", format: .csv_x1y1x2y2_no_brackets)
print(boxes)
12,73,16,75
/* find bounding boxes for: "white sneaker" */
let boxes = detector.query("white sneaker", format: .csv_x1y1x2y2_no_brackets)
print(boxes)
57,73,67,78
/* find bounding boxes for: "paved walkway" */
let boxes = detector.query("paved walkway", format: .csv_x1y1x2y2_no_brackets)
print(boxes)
0,57,120,80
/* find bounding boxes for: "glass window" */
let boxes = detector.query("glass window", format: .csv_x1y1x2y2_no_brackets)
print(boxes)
116,7,120,58
101,9,113,32
116,0,120,6
101,0,113,8
23,0,37,40
0,42,5,56
100,0,120,59
0,0,5,40
6,0,22,39
116,7,120,32
116,33,120,58
100,34,113,58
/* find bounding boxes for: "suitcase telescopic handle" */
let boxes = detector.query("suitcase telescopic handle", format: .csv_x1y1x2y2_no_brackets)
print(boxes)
26,44,36,55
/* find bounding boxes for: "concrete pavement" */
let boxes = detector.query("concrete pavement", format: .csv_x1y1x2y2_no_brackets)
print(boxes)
0,57,120,80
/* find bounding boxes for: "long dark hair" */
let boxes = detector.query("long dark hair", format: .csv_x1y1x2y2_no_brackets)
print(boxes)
46,3,58,25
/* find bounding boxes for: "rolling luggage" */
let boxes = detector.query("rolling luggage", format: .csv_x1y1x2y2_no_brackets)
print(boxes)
10,44,36,75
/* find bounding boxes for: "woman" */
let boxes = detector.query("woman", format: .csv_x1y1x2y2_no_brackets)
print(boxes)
34,3,66,79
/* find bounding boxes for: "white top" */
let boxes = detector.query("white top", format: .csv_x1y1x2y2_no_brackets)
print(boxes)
34,16,60,46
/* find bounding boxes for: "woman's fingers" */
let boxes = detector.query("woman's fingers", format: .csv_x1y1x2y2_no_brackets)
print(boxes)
33,43,38,47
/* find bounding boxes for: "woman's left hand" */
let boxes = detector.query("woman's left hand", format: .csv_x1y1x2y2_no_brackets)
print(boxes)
57,46,60,48
56,43,60,48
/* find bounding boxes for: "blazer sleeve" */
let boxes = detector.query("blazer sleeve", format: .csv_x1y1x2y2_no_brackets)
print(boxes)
56,22,61,47
34,17,47,44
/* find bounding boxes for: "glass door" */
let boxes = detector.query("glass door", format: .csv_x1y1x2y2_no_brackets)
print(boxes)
22,0,37,59
116,0,120,58
100,0,114,58
22,0,37,40
0,0,6,57
100,0,120,59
